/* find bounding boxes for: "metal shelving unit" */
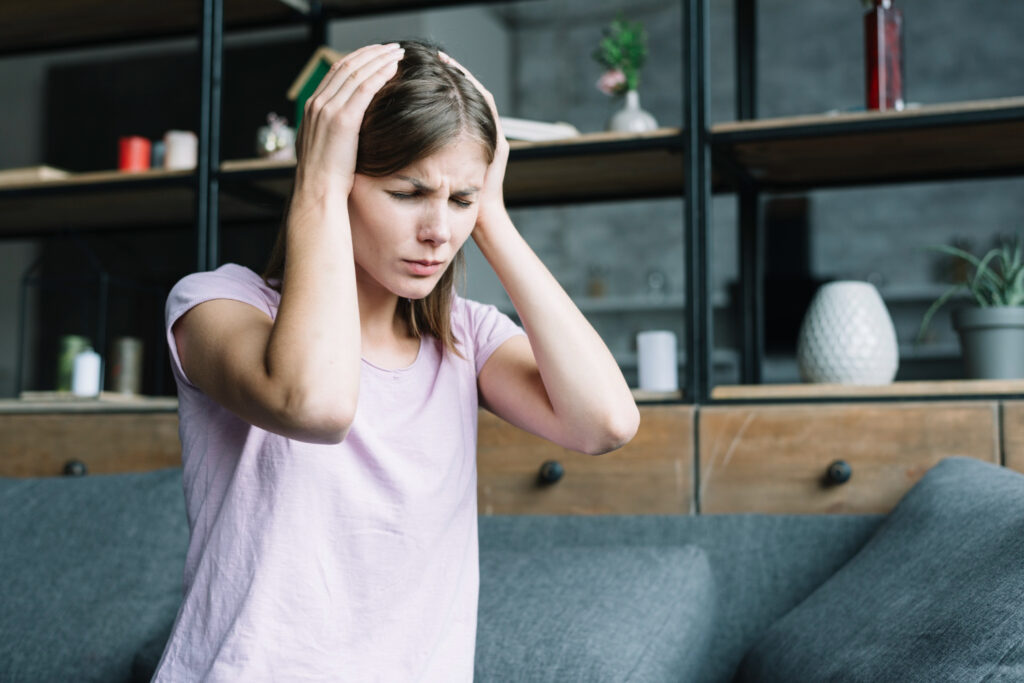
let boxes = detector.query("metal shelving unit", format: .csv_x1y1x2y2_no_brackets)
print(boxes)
3,0,1023,404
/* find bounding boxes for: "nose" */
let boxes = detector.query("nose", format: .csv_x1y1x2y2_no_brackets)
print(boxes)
418,199,451,246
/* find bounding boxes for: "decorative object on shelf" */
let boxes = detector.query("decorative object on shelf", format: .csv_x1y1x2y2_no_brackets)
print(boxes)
499,117,580,142
636,330,678,392
163,130,198,170
646,269,668,298
593,15,658,133
863,0,905,111
71,347,102,397
256,113,297,161
586,265,609,298
0,165,70,185
118,136,151,172
57,335,91,392
918,235,1024,379
287,45,346,128
109,336,144,395
150,140,166,169
797,281,899,385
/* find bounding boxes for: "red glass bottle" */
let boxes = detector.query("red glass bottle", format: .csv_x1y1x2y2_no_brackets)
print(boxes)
864,0,905,111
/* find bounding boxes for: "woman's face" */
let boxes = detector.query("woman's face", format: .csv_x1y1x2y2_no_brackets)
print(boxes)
348,134,490,302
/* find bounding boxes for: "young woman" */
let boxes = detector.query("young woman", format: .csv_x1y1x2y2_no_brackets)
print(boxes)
153,40,639,681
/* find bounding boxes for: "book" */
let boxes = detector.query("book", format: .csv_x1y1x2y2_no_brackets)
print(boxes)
500,117,580,142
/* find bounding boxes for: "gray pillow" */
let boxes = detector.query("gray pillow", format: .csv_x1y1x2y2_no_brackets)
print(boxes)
475,544,715,682
736,457,1024,683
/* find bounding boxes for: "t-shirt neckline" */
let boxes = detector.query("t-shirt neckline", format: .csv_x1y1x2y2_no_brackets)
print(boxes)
360,335,425,374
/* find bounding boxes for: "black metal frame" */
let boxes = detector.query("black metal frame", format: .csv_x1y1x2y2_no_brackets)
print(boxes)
683,0,712,403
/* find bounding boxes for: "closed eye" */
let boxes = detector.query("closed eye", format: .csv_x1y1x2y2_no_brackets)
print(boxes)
389,191,473,209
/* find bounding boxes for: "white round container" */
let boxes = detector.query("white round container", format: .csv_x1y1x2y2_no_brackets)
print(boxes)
637,330,679,391
163,130,198,170
71,348,102,397
796,281,899,385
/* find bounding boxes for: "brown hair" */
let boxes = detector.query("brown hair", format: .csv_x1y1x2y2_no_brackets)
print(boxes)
262,39,498,356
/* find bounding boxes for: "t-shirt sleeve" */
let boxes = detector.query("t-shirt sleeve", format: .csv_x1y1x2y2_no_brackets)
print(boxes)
164,265,276,388
455,296,526,375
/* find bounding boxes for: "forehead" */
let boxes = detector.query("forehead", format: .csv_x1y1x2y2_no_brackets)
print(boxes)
400,134,489,181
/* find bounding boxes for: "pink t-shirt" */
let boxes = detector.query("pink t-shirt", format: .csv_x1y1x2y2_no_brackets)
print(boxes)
152,263,523,682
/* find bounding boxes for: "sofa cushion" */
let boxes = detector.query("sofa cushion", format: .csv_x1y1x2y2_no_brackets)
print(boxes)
0,468,187,683
478,514,882,683
475,545,714,682
736,457,1024,683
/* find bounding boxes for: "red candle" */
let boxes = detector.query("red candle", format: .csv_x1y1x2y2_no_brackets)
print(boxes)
118,136,152,172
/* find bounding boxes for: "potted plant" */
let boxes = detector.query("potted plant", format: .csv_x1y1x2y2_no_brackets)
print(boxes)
918,235,1024,379
593,15,657,133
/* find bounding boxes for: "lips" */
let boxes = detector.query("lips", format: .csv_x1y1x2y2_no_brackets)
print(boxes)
404,259,444,276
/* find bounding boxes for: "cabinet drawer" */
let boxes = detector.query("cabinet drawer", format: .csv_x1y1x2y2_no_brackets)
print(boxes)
478,405,694,515
0,413,181,477
699,402,1000,514
1004,401,1024,475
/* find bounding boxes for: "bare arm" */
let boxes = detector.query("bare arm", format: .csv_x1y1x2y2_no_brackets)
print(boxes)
173,43,406,444
441,53,639,455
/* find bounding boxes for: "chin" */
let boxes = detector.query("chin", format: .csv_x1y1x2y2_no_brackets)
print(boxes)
393,278,442,301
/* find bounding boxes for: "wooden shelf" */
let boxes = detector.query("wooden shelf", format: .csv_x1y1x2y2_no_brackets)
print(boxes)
0,166,282,235
0,0,292,54
5,97,1022,233
4,392,178,414
711,378,1024,401
221,128,697,207
0,0,517,55
712,97,1024,190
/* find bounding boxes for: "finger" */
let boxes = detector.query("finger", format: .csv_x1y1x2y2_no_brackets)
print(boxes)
327,45,405,110
337,50,405,121
308,43,399,108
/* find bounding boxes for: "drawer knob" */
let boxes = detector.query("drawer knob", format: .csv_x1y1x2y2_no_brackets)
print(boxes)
62,460,88,477
826,460,852,485
537,460,564,485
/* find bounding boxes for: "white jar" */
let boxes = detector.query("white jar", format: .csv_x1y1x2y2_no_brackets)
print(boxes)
71,348,102,397
796,281,899,385
636,330,679,391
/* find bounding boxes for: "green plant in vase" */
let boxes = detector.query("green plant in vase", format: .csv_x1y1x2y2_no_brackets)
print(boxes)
593,15,657,133
918,234,1024,379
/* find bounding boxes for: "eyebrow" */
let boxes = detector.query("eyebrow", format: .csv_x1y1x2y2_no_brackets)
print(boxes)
395,175,479,196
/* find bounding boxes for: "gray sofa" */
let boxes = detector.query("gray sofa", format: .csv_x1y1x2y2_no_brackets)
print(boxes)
2,456,1022,682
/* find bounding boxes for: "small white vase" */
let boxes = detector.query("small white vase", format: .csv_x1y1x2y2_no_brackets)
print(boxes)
608,90,658,133
796,281,899,385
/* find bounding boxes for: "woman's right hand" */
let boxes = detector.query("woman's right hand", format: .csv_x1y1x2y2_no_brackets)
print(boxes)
294,42,405,201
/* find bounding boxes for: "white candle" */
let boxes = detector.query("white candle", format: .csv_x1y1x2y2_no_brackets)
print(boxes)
636,330,678,392
71,348,102,397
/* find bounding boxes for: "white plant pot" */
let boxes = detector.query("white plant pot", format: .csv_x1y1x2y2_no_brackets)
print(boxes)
796,281,899,385
608,90,658,133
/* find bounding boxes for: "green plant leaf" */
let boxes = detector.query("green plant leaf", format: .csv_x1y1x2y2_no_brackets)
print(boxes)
917,282,967,343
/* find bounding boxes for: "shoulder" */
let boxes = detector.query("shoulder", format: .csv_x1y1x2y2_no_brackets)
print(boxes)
167,264,280,322
450,293,524,374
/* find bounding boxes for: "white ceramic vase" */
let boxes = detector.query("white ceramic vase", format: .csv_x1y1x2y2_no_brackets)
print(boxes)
796,281,899,385
608,90,658,133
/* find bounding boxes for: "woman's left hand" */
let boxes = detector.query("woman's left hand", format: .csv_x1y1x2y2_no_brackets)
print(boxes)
439,52,510,234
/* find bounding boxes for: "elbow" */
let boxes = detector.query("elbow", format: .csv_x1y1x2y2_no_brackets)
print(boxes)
281,387,357,445
579,405,641,456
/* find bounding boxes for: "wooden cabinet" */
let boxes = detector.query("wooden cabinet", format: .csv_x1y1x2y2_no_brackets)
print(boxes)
1003,401,1024,475
477,405,695,515
0,411,181,477
698,401,1000,514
